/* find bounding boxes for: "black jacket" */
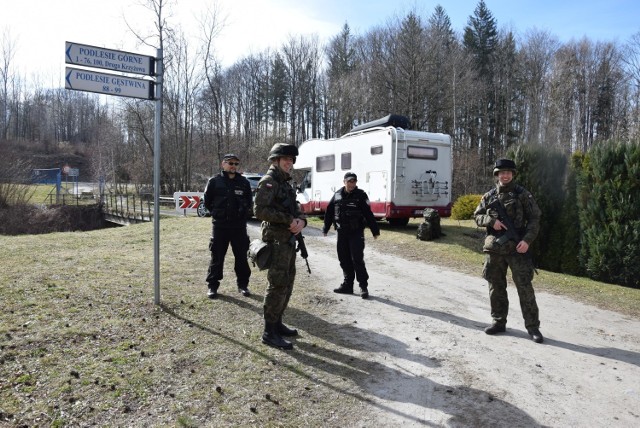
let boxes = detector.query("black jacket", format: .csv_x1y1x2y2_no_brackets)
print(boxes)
203,171,253,228
323,187,380,236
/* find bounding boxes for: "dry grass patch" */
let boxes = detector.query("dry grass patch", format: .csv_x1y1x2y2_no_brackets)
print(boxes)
0,218,380,426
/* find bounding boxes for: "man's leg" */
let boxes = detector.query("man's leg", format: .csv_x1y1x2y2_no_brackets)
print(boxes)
206,228,230,298
510,255,543,343
349,232,369,298
483,254,509,333
230,228,252,296
262,241,296,349
277,244,298,336
334,232,354,293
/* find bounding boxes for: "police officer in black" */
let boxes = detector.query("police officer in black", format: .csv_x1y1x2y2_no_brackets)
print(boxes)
323,172,380,298
203,153,253,299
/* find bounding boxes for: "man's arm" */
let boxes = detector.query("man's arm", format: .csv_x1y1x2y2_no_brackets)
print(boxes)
203,177,216,212
474,192,497,229
360,194,380,237
243,179,253,219
322,196,336,235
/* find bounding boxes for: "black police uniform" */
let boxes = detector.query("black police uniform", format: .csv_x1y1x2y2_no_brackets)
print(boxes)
203,170,253,294
323,186,380,292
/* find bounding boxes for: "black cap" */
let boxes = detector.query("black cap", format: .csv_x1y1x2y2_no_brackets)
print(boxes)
344,172,357,181
223,153,240,162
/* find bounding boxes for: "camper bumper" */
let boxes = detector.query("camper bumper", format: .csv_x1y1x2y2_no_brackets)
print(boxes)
379,202,452,219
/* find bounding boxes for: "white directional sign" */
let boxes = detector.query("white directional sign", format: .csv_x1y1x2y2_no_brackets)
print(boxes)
65,42,155,76
65,67,154,99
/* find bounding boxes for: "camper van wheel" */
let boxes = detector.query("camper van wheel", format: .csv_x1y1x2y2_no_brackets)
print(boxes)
387,218,409,227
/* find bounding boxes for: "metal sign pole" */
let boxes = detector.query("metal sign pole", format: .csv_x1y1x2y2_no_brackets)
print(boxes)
153,48,163,305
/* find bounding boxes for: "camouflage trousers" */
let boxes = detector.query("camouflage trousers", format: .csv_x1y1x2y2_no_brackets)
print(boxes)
482,253,540,329
264,240,296,323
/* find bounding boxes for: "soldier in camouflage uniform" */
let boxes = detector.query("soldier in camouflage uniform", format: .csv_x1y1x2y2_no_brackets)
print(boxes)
474,159,544,343
253,143,307,350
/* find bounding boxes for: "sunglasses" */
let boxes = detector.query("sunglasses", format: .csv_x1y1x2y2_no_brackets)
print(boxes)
226,161,239,166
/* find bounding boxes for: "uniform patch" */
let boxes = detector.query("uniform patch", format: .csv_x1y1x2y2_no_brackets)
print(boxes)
235,189,243,195
265,183,273,188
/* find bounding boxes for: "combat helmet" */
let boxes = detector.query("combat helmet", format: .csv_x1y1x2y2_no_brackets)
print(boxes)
268,143,298,163
493,158,517,176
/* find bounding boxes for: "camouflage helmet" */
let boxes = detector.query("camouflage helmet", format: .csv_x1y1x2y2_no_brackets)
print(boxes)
268,143,298,163
493,158,517,176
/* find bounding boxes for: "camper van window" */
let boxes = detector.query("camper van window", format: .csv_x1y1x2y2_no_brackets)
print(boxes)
341,152,352,170
407,145,438,160
317,154,335,172
371,146,383,155
299,171,311,190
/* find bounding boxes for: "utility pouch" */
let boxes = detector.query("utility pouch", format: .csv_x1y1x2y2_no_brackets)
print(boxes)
248,239,272,270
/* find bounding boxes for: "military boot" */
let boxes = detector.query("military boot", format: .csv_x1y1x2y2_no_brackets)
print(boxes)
276,317,298,337
360,284,369,299
527,328,544,343
262,322,293,350
333,283,354,294
484,323,506,335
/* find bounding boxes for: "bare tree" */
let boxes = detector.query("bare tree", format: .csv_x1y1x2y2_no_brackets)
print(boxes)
1,28,17,141
519,29,559,145
280,34,321,145
197,1,226,173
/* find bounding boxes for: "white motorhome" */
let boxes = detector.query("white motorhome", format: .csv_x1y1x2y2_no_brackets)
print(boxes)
295,115,452,226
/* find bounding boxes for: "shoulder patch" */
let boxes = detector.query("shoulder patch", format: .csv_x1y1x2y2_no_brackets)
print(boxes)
265,183,273,188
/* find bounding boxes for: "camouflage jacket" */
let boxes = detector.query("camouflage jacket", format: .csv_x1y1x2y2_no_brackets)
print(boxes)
474,182,541,254
254,164,305,243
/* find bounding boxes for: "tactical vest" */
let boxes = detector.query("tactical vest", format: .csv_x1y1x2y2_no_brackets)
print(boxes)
207,175,249,221
334,189,366,231
486,184,526,236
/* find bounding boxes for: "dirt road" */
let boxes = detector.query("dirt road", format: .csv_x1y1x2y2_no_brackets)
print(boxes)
292,225,640,427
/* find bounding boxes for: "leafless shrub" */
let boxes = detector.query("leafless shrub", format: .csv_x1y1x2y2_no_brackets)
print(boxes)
0,155,35,209
0,204,106,235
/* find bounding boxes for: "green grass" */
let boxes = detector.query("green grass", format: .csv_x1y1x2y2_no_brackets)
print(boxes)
1,215,638,426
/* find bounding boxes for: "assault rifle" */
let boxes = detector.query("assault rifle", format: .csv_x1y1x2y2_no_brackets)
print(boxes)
294,233,311,274
487,198,522,247
487,198,538,274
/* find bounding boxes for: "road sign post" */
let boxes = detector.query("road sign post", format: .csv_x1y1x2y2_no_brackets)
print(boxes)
65,41,163,304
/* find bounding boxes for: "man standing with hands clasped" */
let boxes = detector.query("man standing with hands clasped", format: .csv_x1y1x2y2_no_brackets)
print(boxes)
323,172,380,299
474,158,544,343
203,153,253,299
254,143,307,350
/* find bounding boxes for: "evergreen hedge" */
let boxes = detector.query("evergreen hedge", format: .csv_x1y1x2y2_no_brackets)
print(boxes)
459,142,639,288
576,142,640,288
507,145,567,271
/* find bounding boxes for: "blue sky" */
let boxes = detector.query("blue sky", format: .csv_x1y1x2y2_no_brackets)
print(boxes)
1,0,639,81
317,0,640,44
